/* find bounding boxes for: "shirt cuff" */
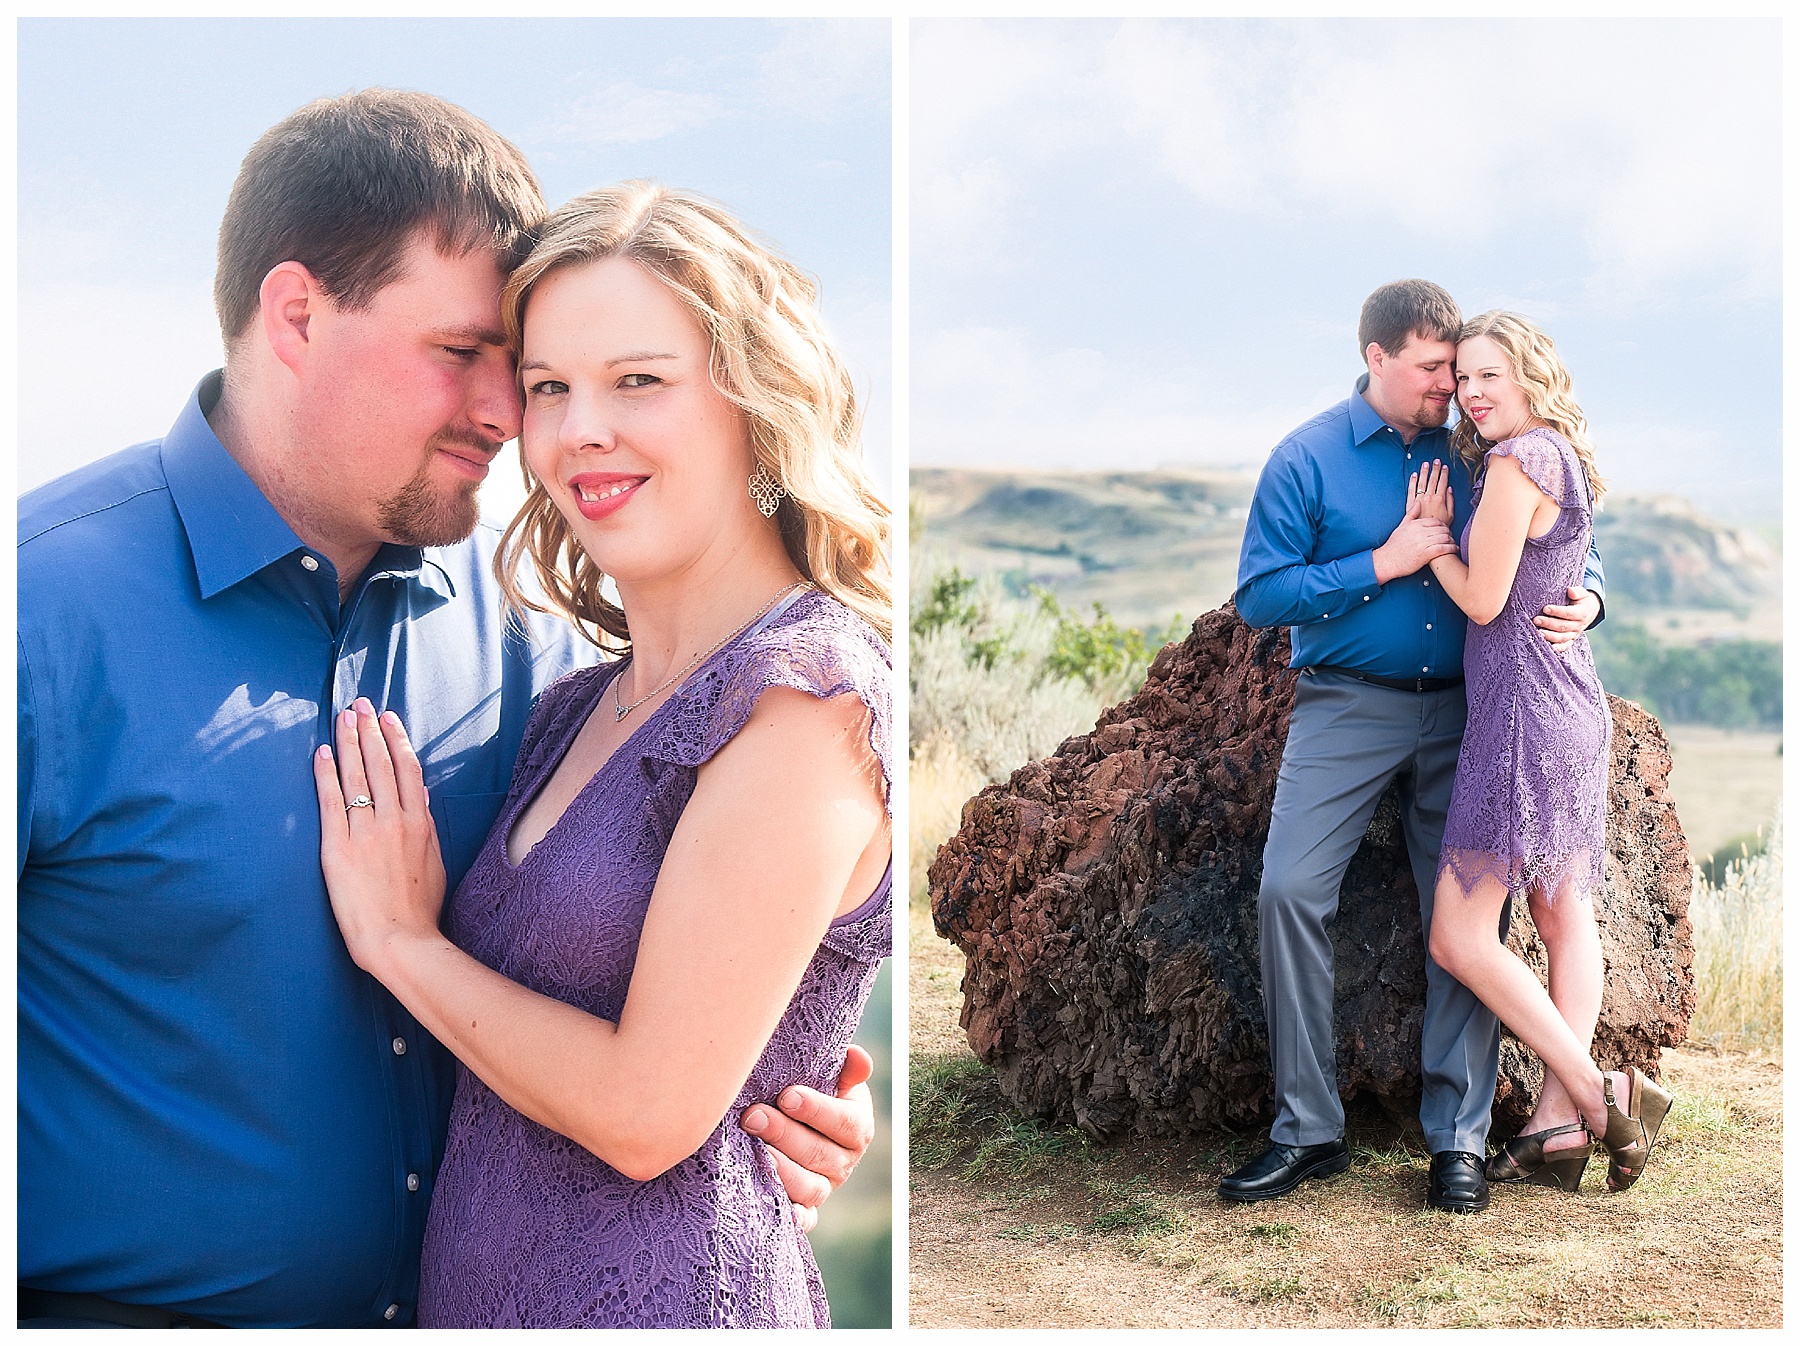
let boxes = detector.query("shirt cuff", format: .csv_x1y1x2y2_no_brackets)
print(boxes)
1342,549,1383,605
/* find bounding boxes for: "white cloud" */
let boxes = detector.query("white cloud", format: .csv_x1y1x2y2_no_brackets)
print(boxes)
910,21,1097,276
758,18,889,115
18,282,225,494
913,18,1780,299
910,323,1300,471
538,82,722,145
909,320,1767,508
815,281,895,501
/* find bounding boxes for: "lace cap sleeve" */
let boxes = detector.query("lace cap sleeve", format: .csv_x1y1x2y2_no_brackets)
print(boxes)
1491,427,1582,512
649,590,894,813
512,662,616,783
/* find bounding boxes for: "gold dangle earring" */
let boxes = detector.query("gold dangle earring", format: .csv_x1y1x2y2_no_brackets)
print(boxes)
748,466,787,519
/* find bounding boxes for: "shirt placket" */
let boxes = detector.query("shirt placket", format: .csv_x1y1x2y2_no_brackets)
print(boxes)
1399,433,1448,679
332,570,437,1327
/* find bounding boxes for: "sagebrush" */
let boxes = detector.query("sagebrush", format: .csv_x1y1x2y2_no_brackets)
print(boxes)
909,563,1182,781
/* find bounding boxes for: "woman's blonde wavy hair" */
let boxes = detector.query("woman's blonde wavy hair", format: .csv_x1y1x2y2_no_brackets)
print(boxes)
495,180,892,647
1450,310,1607,505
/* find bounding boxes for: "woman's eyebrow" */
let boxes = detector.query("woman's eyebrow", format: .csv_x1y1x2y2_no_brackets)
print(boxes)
517,351,680,372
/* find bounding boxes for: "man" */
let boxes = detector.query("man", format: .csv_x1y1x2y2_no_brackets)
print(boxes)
18,90,875,1329
1219,280,1604,1214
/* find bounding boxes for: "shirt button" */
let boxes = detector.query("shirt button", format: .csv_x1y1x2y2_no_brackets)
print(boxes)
407,1172,421,1192
1363,595,1371,602
1423,579,1431,587
384,1304,399,1321
1423,666,1430,673
1426,623,1433,630
300,554,319,572
392,1037,407,1056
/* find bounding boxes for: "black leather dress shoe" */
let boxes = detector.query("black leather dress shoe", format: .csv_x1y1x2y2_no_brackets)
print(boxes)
1218,1138,1350,1202
1426,1150,1490,1213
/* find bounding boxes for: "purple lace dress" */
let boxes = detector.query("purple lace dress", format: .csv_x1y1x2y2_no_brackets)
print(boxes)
1438,427,1610,904
416,589,891,1328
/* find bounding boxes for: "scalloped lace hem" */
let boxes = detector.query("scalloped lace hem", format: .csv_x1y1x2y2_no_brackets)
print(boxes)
1436,845,1601,906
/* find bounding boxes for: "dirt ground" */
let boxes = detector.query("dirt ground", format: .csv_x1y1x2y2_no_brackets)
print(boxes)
908,902,1784,1329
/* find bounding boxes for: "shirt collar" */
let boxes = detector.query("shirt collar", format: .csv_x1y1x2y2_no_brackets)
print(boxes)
1349,373,1390,446
161,371,458,602
162,373,311,600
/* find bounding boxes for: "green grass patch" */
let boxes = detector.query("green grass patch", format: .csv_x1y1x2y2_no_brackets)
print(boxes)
1360,1265,1470,1321
964,1117,1089,1180
1350,1135,1427,1168
1244,1221,1298,1247
910,1054,994,1170
1662,1082,1752,1142
1215,1270,1308,1302
1089,1198,1176,1235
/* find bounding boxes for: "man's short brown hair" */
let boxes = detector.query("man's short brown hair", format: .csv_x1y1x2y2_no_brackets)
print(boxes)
214,89,546,348
1357,279,1462,364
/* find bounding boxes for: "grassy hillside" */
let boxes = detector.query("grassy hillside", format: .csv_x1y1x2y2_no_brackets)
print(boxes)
912,468,1782,642
911,467,1254,629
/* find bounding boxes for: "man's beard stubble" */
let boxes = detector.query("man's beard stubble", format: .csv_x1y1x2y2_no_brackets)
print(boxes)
374,432,492,548
1413,396,1452,433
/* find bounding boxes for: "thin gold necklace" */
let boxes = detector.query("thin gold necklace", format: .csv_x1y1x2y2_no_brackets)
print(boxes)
612,580,810,722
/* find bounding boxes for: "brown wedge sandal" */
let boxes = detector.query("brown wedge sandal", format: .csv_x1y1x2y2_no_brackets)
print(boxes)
1597,1067,1675,1192
1485,1122,1592,1192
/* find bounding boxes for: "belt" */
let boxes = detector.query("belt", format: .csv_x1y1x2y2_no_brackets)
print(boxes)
17,1288,228,1329
1308,664,1465,694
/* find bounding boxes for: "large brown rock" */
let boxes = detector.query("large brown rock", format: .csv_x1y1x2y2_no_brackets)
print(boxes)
930,605,1696,1140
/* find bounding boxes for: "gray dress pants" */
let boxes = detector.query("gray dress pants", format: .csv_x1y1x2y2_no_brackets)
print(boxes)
1258,668,1501,1155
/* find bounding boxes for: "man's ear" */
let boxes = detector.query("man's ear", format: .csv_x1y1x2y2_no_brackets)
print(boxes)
1365,341,1387,379
259,261,323,375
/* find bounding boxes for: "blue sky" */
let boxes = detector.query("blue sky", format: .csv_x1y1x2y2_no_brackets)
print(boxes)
910,18,1782,526
17,17,893,520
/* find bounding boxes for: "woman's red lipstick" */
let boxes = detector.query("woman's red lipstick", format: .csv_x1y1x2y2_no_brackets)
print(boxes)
568,472,647,521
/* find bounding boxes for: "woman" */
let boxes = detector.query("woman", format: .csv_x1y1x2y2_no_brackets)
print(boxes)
1414,311,1671,1194
312,182,892,1326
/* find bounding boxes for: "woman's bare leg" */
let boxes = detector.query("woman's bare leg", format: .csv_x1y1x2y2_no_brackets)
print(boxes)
1427,869,1608,1132
1518,875,1605,1150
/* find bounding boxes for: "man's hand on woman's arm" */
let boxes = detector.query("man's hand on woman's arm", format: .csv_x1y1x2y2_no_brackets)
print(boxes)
1535,587,1602,653
739,1045,877,1232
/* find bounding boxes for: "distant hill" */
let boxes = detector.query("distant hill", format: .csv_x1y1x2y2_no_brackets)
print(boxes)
1592,495,1780,615
912,468,1781,637
911,467,1255,628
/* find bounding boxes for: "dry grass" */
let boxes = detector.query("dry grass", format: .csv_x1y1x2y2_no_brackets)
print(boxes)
910,1035,1784,1328
909,738,988,913
1687,814,1783,1052
1661,726,1783,863
910,766,1784,1327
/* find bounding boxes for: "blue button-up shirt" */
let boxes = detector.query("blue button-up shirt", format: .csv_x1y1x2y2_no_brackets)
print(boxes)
1235,377,1604,680
18,375,591,1326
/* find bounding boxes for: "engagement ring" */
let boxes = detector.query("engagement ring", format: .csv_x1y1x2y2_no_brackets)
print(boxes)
346,795,374,810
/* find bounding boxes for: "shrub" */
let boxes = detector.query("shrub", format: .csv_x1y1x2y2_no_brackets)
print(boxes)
1037,590,1187,706
1590,622,1781,728
909,563,1182,782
